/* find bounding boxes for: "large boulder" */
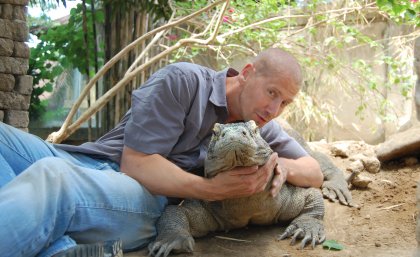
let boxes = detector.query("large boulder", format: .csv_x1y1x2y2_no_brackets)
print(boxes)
375,125,420,162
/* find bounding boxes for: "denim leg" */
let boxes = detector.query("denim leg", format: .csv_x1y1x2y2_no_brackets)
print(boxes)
0,157,167,257
0,122,60,186
37,236,76,257
0,122,119,177
0,153,15,187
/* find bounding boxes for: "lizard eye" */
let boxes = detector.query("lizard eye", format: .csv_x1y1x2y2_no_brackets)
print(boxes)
242,131,247,136
254,127,258,134
212,129,220,138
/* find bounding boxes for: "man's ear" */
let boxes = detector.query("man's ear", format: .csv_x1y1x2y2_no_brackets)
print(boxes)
240,63,255,81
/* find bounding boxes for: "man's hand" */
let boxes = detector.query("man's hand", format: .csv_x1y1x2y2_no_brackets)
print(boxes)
208,153,278,201
270,158,288,197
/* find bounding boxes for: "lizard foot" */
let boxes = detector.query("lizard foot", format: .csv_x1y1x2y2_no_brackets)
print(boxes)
277,215,325,249
148,234,195,257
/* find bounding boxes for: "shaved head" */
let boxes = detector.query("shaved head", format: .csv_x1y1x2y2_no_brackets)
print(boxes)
226,48,303,126
252,48,302,92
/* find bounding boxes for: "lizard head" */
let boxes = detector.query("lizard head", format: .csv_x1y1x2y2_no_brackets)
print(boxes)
204,120,273,178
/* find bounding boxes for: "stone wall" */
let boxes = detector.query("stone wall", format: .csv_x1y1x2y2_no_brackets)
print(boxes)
0,0,32,130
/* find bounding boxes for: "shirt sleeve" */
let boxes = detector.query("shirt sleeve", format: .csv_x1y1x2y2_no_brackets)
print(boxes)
260,120,308,159
124,64,197,157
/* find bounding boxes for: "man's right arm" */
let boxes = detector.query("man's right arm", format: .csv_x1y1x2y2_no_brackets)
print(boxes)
120,145,278,201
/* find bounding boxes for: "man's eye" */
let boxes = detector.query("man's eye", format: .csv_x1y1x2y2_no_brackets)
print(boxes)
281,100,291,107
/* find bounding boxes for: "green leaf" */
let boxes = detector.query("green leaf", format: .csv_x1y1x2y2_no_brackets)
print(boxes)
95,10,105,23
43,83,54,92
323,240,344,251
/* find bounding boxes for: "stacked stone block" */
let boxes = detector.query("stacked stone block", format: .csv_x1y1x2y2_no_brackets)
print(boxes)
0,0,32,130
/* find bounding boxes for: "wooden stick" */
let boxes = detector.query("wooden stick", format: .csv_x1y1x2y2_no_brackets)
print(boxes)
214,236,251,243
378,203,404,211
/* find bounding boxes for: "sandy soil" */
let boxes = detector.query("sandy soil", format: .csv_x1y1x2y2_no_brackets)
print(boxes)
126,141,419,257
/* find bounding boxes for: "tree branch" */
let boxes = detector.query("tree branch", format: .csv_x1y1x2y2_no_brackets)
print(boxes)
47,0,229,143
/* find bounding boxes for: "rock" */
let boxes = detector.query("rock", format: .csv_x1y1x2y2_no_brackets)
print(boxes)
375,125,420,162
380,179,396,189
0,73,14,91
4,110,29,128
349,153,367,162
363,157,381,173
347,160,364,173
14,75,33,95
349,153,381,173
404,157,418,166
331,142,351,157
351,174,372,189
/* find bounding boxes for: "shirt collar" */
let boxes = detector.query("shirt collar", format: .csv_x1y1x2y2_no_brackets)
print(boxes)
209,67,238,108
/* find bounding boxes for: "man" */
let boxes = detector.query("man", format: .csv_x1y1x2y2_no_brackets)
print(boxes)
0,48,323,257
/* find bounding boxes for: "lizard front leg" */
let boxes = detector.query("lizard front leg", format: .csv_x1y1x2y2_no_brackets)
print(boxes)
148,200,220,257
277,187,326,249
278,118,353,206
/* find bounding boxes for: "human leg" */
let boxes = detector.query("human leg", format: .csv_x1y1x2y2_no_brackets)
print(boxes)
0,153,16,187
0,122,60,186
0,157,167,257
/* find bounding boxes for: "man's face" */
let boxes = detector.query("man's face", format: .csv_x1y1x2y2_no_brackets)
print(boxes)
238,65,299,127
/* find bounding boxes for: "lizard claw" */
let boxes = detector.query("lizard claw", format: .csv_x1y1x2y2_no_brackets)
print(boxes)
322,178,353,206
277,215,325,249
148,234,194,257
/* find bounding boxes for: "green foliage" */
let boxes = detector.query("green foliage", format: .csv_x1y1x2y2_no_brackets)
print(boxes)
30,0,172,20
102,0,172,20
166,0,416,139
29,0,67,11
28,1,105,121
28,15,64,121
323,239,344,251
28,0,173,122
376,0,420,25
28,0,417,136
170,0,296,64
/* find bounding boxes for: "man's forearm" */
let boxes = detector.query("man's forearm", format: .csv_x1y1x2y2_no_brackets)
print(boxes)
120,146,277,201
278,156,323,188
120,146,213,200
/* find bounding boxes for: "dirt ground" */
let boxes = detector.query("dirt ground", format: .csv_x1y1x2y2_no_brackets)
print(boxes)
126,141,419,257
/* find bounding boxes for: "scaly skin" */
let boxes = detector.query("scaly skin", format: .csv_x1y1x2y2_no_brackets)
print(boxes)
149,121,325,257
277,118,353,206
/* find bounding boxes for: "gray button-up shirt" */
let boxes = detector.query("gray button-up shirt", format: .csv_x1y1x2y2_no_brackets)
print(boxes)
55,62,307,173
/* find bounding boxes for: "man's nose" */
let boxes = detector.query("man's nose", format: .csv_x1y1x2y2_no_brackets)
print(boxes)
266,98,282,116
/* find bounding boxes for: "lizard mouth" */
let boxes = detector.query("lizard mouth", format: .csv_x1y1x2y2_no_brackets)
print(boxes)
216,141,255,157
213,141,261,167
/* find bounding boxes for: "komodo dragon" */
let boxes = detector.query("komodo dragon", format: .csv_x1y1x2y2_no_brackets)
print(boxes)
148,121,325,257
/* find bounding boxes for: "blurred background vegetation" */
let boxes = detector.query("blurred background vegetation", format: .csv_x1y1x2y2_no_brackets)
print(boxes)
27,0,419,144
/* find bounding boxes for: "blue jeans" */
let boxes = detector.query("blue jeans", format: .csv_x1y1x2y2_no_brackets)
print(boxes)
0,122,168,257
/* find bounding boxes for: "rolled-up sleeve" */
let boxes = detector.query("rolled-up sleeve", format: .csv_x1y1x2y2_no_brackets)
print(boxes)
260,120,308,159
124,65,195,156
